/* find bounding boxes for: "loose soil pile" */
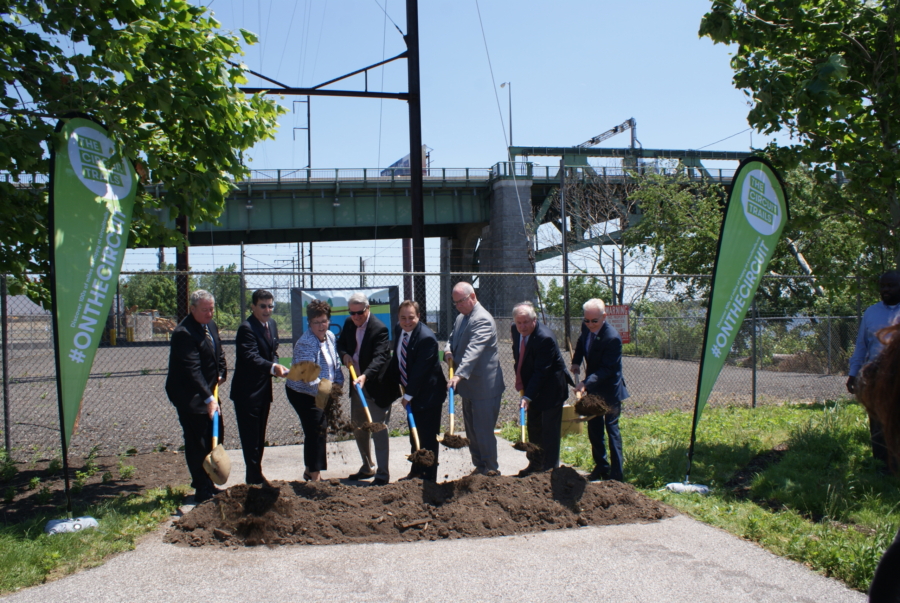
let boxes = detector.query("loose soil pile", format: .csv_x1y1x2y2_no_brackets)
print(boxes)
165,467,673,548
357,421,387,433
575,394,609,417
440,434,469,449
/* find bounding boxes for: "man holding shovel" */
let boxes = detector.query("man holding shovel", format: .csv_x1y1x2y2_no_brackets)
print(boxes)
337,292,392,485
571,298,629,482
511,301,573,475
446,282,505,476
230,289,288,486
165,290,227,503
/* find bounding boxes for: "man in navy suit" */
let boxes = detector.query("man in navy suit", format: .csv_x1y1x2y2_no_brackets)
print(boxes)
165,290,227,502
571,298,629,481
230,289,288,485
385,300,447,481
511,301,573,475
337,292,392,485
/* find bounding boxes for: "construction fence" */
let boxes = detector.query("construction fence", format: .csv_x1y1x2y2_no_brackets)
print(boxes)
1,271,859,461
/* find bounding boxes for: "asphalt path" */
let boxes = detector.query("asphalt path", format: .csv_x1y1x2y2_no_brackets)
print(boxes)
1,435,865,603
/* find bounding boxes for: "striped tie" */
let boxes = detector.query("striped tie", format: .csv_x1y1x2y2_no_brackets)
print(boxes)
204,324,214,351
399,332,409,387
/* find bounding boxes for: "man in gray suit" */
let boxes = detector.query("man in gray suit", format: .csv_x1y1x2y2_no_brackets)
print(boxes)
445,282,505,475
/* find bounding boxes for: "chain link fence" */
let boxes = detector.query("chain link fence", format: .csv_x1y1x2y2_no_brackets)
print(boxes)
1,271,861,461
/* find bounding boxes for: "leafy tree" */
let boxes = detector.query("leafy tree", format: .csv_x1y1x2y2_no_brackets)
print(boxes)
541,274,612,317
121,270,177,316
1,0,284,303
700,1,900,269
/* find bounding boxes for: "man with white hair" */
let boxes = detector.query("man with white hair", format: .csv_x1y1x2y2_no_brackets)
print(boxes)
337,291,392,485
165,290,227,502
446,282,505,475
571,298,629,481
511,301,573,475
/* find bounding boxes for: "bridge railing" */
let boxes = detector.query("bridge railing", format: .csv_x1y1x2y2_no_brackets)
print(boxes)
244,167,493,185
490,162,740,182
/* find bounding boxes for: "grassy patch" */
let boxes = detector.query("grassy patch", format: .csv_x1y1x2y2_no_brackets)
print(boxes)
504,401,900,592
0,486,186,594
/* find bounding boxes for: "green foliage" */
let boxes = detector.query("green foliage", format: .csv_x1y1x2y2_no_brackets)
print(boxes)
700,1,900,269
121,269,177,316
117,460,136,480
540,273,612,317
629,300,706,361
0,0,284,304
34,486,52,505
45,459,61,476
27,477,40,491
0,450,17,482
0,486,186,594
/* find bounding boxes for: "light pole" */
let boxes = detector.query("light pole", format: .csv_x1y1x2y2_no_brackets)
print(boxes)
500,82,512,147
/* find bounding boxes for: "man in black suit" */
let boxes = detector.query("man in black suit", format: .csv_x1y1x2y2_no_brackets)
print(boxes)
511,301,573,475
337,292,392,485
571,298,630,482
230,289,288,485
165,290,227,502
385,300,447,481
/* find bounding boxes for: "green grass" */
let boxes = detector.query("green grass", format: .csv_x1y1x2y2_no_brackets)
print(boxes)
0,486,186,594
503,401,900,592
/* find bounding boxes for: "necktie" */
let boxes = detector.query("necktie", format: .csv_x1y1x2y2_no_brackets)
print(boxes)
587,332,595,354
515,335,526,392
204,324,215,351
264,321,272,343
399,332,409,387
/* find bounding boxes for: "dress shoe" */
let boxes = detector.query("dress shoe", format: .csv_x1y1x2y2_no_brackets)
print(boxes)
348,470,376,480
371,478,389,486
194,486,222,503
587,468,609,481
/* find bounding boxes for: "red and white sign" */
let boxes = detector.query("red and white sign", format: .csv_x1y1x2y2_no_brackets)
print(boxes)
606,305,631,344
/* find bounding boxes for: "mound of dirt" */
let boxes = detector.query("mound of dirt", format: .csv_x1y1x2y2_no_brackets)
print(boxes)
440,434,469,449
165,467,674,548
407,449,435,467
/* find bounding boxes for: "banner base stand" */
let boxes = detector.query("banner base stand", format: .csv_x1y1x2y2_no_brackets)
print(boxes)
664,482,710,495
45,516,99,535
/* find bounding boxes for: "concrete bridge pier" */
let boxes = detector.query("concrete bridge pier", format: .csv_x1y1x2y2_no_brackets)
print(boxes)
439,223,482,338
478,178,535,319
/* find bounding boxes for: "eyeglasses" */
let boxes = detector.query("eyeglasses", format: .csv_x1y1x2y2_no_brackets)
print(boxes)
310,319,329,327
256,304,275,310
451,296,470,306
583,318,602,324
348,309,367,316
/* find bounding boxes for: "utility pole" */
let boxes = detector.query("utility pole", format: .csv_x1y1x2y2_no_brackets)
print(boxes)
406,0,426,315
560,158,571,351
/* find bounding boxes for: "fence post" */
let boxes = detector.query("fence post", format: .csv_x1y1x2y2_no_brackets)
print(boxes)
751,298,758,409
1,275,9,454
827,315,832,375
240,242,246,320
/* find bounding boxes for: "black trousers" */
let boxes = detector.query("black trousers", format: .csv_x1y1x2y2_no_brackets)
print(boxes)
174,404,224,494
233,396,271,484
408,403,441,481
527,404,563,471
286,387,327,472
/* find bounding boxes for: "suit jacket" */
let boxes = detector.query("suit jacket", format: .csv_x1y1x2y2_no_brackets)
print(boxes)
165,314,227,414
336,314,391,401
230,315,279,406
572,321,629,405
448,302,505,400
512,322,574,411
384,322,447,412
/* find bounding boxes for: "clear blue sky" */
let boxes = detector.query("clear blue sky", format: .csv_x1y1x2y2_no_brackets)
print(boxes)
124,0,786,274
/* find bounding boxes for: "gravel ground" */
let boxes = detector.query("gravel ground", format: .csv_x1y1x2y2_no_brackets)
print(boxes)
2,340,848,460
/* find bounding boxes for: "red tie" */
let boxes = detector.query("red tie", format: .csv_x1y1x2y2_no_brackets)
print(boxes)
264,321,272,343
515,336,526,391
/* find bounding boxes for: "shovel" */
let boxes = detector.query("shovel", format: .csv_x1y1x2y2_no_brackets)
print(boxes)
440,366,469,449
202,386,231,486
349,364,386,432
512,389,541,458
401,384,435,468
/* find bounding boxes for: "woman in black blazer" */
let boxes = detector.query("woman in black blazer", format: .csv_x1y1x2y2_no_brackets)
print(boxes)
386,300,447,481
